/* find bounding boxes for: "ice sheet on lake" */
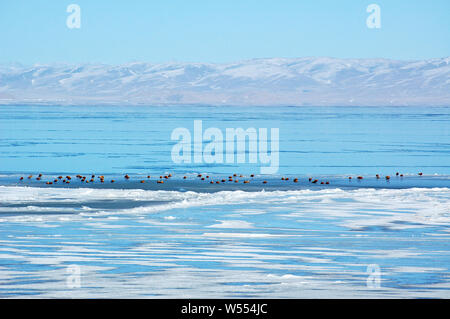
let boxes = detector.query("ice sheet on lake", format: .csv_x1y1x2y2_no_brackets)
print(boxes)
0,186,449,298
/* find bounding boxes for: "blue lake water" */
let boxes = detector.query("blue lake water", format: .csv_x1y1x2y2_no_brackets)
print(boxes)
0,105,449,298
1,105,449,175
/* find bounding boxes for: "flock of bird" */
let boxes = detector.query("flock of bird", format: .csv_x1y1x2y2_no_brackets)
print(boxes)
17,171,424,186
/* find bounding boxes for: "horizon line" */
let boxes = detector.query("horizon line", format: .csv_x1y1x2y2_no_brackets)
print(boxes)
2,56,450,67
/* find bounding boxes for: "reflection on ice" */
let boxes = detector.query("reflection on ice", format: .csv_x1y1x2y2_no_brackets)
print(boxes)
0,185,449,298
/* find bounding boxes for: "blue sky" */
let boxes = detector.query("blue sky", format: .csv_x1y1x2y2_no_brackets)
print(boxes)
0,0,449,64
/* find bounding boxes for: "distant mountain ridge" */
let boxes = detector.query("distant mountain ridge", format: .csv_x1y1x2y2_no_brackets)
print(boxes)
0,57,449,106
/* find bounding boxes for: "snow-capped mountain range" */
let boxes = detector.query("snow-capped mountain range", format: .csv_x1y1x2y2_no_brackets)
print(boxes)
0,57,449,106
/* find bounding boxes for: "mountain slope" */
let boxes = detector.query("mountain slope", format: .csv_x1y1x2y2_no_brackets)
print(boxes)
0,57,449,106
